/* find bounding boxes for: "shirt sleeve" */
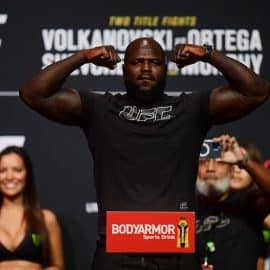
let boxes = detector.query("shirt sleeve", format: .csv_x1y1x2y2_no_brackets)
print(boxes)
189,89,212,131
78,90,97,129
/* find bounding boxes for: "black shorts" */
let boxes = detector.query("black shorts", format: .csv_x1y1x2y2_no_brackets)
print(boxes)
92,237,200,270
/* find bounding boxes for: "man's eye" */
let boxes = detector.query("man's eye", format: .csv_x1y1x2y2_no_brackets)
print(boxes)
133,60,140,64
150,60,160,65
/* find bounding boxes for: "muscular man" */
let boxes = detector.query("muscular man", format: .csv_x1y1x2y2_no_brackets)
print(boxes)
20,38,270,270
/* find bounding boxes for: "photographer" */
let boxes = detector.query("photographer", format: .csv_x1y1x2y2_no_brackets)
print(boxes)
196,135,270,270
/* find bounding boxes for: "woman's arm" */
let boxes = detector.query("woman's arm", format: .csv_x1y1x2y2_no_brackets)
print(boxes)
42,209,64,270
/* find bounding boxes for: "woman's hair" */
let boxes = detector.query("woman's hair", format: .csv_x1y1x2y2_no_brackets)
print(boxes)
0,146,49,263
239,143,263,192
241,143,262,163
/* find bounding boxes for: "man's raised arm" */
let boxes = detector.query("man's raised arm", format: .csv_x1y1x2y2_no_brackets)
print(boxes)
20,46,121,125
172,44,270,124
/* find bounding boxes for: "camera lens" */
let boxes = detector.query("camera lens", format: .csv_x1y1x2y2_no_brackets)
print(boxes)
212,142,220,150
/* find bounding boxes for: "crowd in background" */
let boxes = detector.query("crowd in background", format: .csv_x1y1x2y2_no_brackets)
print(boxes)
1,134,270,269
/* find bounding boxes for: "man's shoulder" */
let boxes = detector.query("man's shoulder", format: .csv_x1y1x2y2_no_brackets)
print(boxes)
164,90,210,98
84,90,125,97
161,91,189,102
163,90,211,104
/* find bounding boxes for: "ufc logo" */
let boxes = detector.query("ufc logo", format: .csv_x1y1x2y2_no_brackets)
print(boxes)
119,105,174,122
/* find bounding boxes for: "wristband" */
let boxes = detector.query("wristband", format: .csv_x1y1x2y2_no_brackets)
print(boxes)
238,154,249,169
202,44,213,63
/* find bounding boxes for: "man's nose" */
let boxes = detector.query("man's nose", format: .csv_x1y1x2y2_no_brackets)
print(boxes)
206,159,216,171
141,61,151,71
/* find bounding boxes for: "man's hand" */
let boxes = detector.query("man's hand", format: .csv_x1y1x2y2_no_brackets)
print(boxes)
83,46,121,69
215,135,246,165
171,44,207,69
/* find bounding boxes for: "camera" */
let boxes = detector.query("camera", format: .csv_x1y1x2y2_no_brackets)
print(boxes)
200,140,221,159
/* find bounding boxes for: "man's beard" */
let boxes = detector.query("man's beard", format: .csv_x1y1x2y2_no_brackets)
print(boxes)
196,175,231,198
124,77,166,105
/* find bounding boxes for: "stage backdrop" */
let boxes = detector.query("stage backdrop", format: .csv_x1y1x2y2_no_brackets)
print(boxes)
1,1,270,269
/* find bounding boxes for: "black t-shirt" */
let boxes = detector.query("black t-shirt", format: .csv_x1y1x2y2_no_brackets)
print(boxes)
79,91,211,232
196,190,265,270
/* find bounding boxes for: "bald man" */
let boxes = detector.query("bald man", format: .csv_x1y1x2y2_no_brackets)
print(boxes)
20,38,270,270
